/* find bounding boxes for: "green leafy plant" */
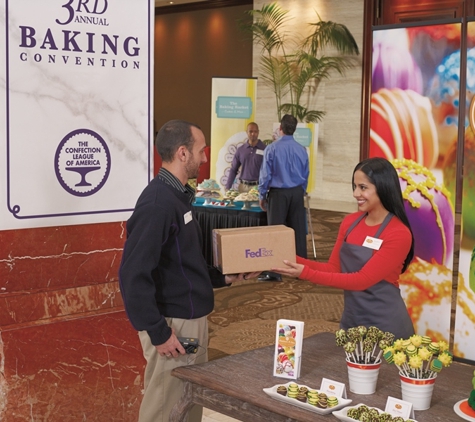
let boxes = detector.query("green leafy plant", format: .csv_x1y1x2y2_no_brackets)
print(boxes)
240,3,360,123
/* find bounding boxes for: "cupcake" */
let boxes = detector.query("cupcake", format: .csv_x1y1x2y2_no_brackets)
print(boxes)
286,383,299,398
276,385,287,396
317,396,328,409
307,396,319,406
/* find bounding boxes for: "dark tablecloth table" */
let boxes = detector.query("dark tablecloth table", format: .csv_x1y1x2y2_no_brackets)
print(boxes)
192,201,267,265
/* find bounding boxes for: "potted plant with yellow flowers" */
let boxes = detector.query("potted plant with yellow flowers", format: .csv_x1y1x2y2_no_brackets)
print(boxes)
382,334,453,410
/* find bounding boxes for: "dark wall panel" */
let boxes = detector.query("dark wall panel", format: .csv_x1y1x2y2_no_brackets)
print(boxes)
154,4,253,144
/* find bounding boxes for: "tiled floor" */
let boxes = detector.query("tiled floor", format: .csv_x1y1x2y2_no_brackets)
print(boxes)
202,408,240,422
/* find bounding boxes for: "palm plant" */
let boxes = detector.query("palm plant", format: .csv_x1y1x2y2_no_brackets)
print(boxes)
240,3,360,123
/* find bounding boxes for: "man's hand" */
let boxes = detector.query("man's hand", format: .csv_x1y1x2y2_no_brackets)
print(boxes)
259,199,267,211
225,271,262,285
154,328,186,358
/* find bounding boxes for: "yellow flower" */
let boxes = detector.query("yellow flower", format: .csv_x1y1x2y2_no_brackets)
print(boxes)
409,355,423,369
438,352,453,367
409,334,422,347
383,345,395,354
393,351,407,366
393,339,405,351
438,340,449,353
417,347,432,361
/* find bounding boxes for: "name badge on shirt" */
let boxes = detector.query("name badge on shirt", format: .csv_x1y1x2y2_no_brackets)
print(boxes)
256,149,264,156
184,211,193,225
363,236,382,250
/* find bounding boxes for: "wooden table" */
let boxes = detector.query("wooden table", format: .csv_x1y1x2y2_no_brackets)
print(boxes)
170,332,474,422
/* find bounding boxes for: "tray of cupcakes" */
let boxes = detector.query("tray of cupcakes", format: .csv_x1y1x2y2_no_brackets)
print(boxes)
262,381,351,415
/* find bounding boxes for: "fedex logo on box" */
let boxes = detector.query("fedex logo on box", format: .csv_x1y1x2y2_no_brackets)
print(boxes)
245,248,273,258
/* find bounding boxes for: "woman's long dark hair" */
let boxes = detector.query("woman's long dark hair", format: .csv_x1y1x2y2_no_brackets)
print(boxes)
353,157,414,273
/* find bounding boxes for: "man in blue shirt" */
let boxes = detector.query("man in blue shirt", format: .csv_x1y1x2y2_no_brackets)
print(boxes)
259,114,309,260
225,122,266,192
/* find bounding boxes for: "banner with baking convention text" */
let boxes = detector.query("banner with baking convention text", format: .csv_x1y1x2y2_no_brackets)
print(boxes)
210,77,257,194
0,0,154,230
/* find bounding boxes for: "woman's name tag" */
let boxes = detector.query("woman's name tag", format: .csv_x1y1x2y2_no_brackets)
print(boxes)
363,236,382,250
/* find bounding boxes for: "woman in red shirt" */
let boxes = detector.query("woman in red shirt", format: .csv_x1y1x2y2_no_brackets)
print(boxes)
272,157,415,339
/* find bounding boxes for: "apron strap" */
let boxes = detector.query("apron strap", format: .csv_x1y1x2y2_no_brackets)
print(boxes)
374,212,394,237
344,213,366,241
344,212,394,241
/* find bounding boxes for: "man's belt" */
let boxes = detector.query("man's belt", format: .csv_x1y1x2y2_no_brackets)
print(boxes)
240,180,258,186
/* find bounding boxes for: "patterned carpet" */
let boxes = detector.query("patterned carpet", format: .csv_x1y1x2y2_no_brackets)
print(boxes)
207,209,348,361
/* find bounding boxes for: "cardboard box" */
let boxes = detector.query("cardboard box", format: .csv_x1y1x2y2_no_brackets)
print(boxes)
273,319,304,379
212,225,295,274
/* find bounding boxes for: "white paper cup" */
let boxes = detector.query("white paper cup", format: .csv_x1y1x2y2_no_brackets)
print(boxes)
400,374,437,410
346,358,381,395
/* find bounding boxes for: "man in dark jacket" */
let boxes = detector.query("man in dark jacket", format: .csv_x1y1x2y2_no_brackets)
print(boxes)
119,120,255,422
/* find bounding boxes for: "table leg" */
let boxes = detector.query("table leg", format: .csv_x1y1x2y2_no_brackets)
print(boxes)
169,381,195,422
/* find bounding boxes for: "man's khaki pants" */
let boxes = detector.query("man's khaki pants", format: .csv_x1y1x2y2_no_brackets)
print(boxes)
138,316,208,422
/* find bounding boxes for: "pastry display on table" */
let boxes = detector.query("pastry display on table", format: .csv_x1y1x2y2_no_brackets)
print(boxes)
234,192,259,202
223,189,239,205
263,381,351,415
187,178,197,190
234,187,259,208
333,403,417,422
196,178,221,203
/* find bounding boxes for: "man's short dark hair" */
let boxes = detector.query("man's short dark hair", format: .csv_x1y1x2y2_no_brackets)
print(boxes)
280,114,298,135
155,120,200,162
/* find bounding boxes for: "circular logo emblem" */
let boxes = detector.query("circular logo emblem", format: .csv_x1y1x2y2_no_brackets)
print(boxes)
55,129,111,197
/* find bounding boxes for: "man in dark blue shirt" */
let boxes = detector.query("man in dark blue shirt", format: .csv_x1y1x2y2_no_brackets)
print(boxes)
225,122,266,192
119,120,258,422
259,114,309,259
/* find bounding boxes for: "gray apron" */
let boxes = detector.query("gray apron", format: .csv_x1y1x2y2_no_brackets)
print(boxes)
339,213,414,340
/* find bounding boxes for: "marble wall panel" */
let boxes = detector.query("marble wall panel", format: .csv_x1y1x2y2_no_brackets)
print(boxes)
0,311,143,421
0,223,125,293
0,282,123,329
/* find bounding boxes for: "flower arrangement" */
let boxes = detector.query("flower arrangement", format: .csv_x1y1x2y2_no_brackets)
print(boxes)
382,334,453,379
335,326,395,364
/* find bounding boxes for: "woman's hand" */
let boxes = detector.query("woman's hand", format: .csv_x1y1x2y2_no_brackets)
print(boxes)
271,260,304,278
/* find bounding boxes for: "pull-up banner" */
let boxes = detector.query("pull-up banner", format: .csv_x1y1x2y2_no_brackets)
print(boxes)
0,0,154,230
210,77,257,192
369,21,475,362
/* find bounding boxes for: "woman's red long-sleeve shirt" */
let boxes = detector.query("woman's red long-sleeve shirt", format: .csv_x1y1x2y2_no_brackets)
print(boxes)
297,212,411,290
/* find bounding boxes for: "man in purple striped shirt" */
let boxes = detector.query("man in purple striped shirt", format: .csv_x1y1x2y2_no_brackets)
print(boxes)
225,122,266,192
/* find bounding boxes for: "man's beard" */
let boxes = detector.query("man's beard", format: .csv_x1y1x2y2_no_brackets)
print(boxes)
185,153,200,180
